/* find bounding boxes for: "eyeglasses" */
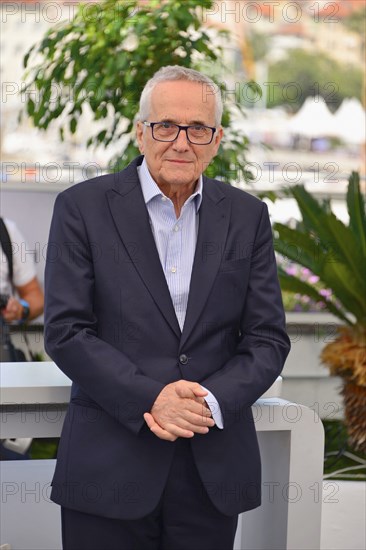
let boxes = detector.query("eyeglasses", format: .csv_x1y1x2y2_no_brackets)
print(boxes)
143,121,216,145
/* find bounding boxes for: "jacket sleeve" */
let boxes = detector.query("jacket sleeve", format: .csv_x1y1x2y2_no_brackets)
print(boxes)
44,192,164,435
200,203,291,429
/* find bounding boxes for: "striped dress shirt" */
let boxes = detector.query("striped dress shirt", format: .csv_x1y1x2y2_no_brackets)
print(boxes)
138,158,223,428
138,158,202,331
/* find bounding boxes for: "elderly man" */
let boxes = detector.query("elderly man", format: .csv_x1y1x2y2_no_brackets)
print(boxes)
45,65,290,550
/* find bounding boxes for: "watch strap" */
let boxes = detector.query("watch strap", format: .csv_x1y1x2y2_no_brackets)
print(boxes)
19,299,30,322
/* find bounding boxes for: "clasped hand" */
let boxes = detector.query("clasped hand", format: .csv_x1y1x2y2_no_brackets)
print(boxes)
144,380,215,441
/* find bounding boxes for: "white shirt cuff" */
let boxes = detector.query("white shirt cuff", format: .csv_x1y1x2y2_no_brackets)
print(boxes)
201,386,224,429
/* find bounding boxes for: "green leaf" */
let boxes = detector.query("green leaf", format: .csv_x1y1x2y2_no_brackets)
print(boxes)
274,223,321,273
23,45,34,68
96,130,107,142
322,260,365,324
70,117,77,134
27,98,35,116
247,80,263,99
257,191,277,202
347,171,366,256
278,269,352,325
290,185,364,289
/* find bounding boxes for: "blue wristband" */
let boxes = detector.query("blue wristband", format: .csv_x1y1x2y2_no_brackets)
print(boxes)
19,299,30,322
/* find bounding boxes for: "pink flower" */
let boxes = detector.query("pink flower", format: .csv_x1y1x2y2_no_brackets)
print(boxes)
320,289,332,298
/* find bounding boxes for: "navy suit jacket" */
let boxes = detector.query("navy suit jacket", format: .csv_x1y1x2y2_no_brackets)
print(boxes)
45,155,290,519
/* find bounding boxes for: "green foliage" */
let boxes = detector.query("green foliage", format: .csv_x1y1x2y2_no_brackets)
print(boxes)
29,438,59,459
273,172,366,327
323,420,366,480
22,0,253,182
267,49,363,112
248,30,270,62
343,8,366,36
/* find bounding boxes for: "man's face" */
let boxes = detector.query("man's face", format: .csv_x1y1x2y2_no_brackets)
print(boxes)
136,80,223,189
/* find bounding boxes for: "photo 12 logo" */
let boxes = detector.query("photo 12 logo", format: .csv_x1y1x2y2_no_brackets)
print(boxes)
1,162,103,184
1,2,142,24
202,2,340,24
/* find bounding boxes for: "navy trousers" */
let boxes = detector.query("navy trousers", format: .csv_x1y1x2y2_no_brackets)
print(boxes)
61,439,238,550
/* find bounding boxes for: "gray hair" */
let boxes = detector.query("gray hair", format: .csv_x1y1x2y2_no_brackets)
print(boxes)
138,65,223,126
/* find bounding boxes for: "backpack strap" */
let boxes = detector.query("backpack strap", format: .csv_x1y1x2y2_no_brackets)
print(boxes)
0,218,13,283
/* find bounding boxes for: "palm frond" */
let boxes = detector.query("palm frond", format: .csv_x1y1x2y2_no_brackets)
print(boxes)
274,224,320,273
322,262,365,324
278,269,352,324
276,172,366,327
347,172,366,256
291,186,364,289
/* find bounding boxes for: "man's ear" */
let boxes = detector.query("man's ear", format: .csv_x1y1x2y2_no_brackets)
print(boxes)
136,121,144,153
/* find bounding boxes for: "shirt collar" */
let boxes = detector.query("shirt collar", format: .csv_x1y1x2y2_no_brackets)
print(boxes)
138,157,203,212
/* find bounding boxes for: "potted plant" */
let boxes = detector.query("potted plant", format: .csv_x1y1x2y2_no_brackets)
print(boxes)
273,172,366,452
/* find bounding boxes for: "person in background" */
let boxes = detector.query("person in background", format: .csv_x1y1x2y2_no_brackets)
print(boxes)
0,218,44,324
0,217,44,461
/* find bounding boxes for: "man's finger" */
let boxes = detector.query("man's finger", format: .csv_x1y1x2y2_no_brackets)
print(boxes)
174,399,214,419
143,413,177,441
182,410,215,428
145,413,202,439
160,414,212,435
143,412,155,430
175,383,207,400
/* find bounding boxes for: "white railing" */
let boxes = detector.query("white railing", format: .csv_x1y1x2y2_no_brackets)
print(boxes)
0,362,324,550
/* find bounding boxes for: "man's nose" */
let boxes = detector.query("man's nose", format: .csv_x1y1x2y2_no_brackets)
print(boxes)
172,128,190,150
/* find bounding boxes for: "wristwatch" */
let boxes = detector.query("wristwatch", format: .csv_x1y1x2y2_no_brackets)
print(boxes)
19,299,30,322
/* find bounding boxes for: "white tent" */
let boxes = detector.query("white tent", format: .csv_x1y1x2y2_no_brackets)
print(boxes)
287,96,338,138
334,98,366,145
231,107,292,147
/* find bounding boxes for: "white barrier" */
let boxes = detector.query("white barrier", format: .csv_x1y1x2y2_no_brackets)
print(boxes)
0,362,323,550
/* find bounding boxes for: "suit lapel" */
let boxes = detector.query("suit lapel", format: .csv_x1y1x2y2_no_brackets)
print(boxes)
106,158,181,338
180,179,231,350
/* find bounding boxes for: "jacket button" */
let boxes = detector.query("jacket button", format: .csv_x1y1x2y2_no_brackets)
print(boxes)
179,354,188,365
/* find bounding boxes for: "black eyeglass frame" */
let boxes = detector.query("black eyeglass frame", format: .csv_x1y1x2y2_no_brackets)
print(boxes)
143,121,217,145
